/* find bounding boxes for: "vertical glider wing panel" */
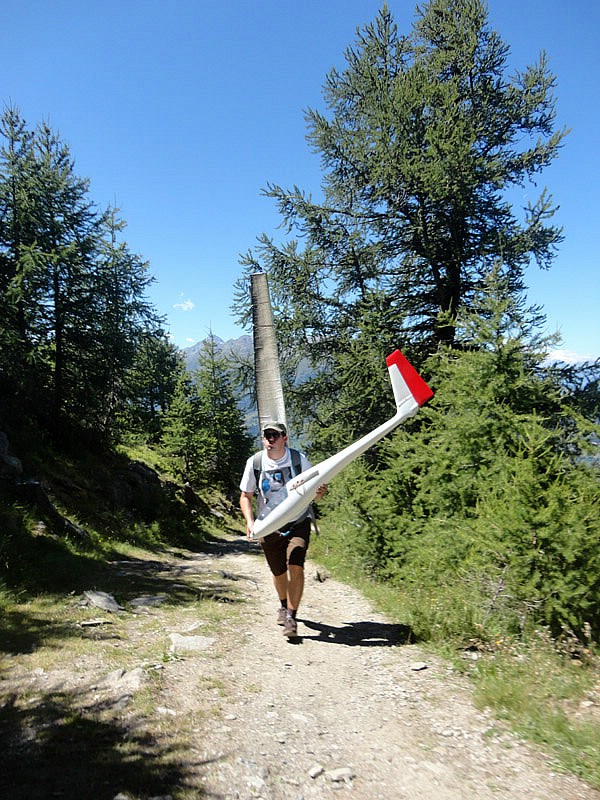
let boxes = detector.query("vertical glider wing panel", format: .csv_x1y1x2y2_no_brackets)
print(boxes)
386,349,434,409
250,272,287,432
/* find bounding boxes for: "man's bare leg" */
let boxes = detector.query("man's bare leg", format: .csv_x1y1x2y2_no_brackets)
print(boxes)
287,564,304,612
273,572,288,603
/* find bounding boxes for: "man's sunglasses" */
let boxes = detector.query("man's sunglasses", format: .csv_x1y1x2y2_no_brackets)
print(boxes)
263,430,283,440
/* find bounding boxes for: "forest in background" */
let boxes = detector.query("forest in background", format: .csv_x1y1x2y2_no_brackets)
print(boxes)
233,0,600,646
0,102,252,491
1,0,599,653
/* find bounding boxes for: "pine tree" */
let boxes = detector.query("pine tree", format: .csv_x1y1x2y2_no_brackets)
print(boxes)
192,336,254,490
161,371,201,480
0,109,176,442
329,268,599,641
162,336,253,491
235,0,566,445
121,327,184,442
87,208,168,435
0,107,44,412
27,120,102,430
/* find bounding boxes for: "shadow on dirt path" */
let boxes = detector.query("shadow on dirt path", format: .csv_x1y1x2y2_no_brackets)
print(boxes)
298,617,413,647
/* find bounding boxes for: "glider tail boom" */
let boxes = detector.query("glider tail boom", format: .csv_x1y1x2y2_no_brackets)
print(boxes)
251,348,433,540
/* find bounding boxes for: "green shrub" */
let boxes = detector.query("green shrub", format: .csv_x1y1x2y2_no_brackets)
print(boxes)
319,336,600,646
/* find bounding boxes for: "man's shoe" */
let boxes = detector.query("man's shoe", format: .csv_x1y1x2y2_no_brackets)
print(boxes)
277,607,287,626
282,614,298,638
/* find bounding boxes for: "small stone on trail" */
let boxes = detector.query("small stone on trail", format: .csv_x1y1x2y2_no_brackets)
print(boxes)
157,706,177,716
129,594,168,607
81,590,122,613
246,776,265,792
410,661,428,671
184,620,206,632
308,763,324,779
98,667,146,692
169,633,215,652
80,618,113,627
326,767,355,783
219,569,239,581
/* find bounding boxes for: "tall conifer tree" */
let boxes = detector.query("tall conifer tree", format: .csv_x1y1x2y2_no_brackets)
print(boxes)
235,0,566,447
0,108,179,441
162,336,253,491
0,108,43,407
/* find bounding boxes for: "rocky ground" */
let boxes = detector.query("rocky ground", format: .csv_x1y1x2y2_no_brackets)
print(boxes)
1,532,599,800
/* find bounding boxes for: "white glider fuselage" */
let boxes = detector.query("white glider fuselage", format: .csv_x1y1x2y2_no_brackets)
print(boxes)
250,350,433,540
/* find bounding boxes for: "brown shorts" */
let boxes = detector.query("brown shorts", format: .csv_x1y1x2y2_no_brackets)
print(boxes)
260,517,311,576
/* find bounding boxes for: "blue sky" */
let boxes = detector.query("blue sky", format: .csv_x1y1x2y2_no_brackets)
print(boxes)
2,1,598,361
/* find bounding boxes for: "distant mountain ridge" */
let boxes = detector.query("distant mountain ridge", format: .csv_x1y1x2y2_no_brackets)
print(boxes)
182,335,259,440
181,335,313,447
181,334,253,373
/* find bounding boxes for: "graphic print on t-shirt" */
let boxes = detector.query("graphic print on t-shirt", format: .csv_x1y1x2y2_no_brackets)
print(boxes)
260,468,289,499
257,467,292,521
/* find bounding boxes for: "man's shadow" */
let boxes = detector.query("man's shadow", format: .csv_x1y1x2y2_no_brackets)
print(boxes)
295,618,413,647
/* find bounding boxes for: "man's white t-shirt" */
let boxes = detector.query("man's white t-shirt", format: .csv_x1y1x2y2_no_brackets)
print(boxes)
240,447,311,523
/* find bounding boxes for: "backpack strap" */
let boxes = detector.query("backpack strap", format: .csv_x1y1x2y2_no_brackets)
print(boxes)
289,448,302,478
252,451,262,491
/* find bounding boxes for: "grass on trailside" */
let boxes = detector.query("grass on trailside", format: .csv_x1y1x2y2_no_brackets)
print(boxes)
310,522,600,790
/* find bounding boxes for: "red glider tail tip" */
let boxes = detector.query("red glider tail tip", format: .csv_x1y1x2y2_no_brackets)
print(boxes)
386,349,434,408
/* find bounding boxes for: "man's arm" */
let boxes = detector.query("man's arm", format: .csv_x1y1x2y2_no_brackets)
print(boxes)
315,484,328,501
239,491,255,539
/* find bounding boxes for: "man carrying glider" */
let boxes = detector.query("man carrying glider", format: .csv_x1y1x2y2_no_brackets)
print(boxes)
239,421,327,638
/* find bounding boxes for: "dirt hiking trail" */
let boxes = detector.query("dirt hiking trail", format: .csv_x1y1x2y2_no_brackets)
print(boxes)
2,532,598,800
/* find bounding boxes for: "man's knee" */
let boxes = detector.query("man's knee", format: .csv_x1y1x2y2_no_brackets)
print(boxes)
287,543,306,568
